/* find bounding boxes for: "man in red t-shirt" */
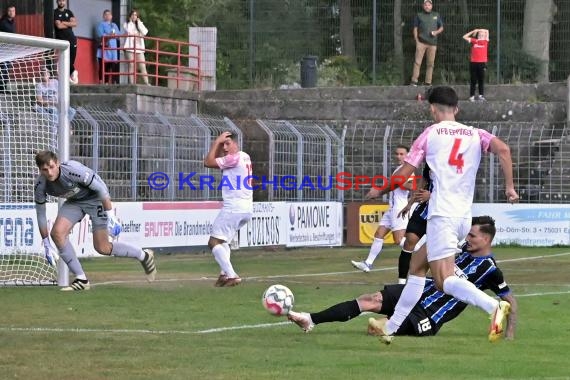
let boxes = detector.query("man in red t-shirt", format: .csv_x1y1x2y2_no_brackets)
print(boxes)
463,29,489,101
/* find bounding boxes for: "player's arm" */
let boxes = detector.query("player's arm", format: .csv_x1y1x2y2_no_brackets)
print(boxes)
33,177,49,239
54,20,67,29
432,16,444,36
486,134,519,202
204,131,232,168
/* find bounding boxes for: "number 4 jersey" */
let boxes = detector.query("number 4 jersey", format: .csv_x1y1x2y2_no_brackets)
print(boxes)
405,121,495,219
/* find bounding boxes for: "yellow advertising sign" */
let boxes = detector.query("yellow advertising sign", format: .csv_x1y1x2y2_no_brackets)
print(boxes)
358,204,395,244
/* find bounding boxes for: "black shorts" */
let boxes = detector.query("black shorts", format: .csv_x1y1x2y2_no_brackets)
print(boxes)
405,202,428,238
379,284,437,337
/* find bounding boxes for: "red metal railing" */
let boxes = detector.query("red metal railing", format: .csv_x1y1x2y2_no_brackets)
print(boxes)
101,34,201,90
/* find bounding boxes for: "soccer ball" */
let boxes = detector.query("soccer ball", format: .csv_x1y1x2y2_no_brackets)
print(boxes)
262,284,294,316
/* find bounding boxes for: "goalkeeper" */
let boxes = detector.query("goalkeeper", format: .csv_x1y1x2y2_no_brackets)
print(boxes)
34,150,156,291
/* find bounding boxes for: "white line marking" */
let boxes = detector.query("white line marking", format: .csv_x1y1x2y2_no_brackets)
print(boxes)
93,251,570,287
1,290,569,336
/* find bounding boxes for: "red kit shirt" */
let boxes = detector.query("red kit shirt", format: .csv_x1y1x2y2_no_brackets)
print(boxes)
470,38,488,63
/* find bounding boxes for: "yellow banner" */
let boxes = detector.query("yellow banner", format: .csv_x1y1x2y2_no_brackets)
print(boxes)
358,204,394,244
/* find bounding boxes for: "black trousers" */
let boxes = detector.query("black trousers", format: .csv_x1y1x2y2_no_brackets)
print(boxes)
98,59,120,84
469,62,486,97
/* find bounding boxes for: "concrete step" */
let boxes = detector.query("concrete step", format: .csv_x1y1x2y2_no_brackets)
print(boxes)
199,98,566,123
199,82,568,102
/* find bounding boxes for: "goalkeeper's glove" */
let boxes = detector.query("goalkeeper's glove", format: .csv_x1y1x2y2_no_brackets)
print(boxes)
107,214,122,238
42,237,59,267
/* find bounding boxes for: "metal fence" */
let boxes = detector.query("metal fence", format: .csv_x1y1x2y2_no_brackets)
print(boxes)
256,119,343,201
71,107,241,202
342,120,570,204
68,108,569,204
211,0,570,89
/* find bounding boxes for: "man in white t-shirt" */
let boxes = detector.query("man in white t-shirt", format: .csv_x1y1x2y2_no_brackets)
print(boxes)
204,131,253,287
351,145,415,280
367,86,519,344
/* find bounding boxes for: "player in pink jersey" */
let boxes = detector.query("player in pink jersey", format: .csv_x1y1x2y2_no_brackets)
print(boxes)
366,86,519,344
204,131,253,287
351,145,416,280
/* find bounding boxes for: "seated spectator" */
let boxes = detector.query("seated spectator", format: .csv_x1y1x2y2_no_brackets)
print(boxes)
34,68,76,123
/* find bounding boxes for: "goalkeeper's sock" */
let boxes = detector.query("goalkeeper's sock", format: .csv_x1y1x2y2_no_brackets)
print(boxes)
310,300,361,324
59,240,86,278
111,242,145,261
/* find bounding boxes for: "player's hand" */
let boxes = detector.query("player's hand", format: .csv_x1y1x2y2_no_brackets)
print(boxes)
216,131,233,144
397,205,411,219
414,189,430,203
365,188,380,200
107,214,123,238
42,237,59,268
505,188,519,204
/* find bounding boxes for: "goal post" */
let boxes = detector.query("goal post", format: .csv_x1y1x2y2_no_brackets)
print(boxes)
0,32,71,286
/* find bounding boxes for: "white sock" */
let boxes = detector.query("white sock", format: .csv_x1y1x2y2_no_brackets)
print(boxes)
398,278,407,285
385,275,425,334
111,242,145,261
413,235,427,252
365,238,384,266
443,276,498,314
212,244,237,278
59,240,86,278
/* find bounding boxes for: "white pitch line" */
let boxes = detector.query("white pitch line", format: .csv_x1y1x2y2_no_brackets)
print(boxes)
93,251,570,287
2,289,569,337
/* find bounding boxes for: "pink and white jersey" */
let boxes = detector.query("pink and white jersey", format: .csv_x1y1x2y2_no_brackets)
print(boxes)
405,120,494,218
215,151,254,213
390,165,410,213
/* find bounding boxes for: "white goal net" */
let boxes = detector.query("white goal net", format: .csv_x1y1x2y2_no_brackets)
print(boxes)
0,32,71,286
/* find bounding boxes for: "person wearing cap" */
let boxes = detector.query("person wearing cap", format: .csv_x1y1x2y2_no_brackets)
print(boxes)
411,0,443,87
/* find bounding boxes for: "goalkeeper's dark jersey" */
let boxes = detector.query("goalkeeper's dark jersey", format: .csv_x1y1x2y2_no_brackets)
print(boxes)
420,251,511,332
34,160,109,203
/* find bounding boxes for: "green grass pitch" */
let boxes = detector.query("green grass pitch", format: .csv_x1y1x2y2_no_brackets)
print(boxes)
1,245,569,379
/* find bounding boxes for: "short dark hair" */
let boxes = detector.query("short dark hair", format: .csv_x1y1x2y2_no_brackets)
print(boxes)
35,151,58,167
427,86,458,108
227,132,237,141
472,215,496,240
395,144,409,152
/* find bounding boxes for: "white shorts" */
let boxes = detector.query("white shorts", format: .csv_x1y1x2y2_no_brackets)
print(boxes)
379,206,412,232
211,210,253,242
426,216,471,262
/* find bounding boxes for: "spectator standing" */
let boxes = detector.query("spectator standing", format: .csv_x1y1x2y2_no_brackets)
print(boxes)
54,0,79,84
122,9,150,85
97,9,120,84
463,28,489,101
411,0,443,87
0,5,16,93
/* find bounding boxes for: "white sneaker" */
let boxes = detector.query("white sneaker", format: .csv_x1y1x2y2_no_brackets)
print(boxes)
70,70,79,85
141,249,157,282
287,311,314,333
368,317,394,345
469,96,476,102
351,260,372,273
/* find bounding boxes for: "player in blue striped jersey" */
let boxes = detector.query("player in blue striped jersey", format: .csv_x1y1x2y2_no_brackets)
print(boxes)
396,163,431,283
288,216,518,339
34,151,157,291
